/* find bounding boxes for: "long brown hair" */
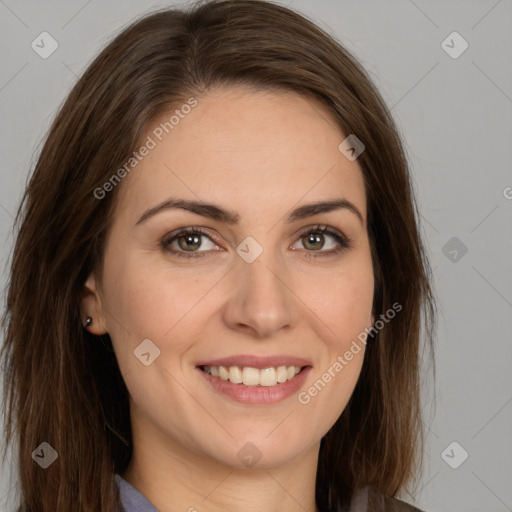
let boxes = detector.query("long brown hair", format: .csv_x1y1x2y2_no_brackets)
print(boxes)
1,1,436,510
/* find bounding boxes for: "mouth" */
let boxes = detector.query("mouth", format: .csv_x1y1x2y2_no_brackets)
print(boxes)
197,360,312,405
199,364,307,387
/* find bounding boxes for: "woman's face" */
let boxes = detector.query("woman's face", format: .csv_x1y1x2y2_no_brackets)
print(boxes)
83,87,374,469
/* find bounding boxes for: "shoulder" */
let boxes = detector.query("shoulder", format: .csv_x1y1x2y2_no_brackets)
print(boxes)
346,486,425,512
366,486,425,511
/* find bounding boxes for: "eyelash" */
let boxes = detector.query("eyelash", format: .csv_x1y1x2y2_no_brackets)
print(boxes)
161,225,352,260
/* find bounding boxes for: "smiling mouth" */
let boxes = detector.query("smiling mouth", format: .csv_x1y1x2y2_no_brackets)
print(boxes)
199,365,306,387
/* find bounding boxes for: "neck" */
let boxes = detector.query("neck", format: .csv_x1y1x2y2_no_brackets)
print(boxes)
122,427,320,512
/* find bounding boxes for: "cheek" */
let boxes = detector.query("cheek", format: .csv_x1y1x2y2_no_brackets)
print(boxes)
302,261,374,343
103,251,212,341
102,234,374,350
296,253,373,412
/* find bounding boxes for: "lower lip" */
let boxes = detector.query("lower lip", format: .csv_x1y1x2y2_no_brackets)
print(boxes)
198,366,312,405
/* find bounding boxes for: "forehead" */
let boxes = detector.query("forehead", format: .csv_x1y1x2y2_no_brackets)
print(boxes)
115,86,367,221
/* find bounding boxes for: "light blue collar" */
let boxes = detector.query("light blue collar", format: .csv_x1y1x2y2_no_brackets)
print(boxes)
115,474,159,512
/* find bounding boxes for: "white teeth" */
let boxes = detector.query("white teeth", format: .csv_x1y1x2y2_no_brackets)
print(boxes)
219,366,229,381
229,366,243,384
276,366,287,383
203,365,303,386
242,367,260,386
260,367,277,386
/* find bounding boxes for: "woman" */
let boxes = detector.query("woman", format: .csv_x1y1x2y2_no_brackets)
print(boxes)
1,1,436,511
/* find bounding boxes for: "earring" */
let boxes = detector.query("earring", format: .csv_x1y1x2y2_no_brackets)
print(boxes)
85,316,93,328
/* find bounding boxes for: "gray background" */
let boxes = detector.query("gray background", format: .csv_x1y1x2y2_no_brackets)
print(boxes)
0,1,511,511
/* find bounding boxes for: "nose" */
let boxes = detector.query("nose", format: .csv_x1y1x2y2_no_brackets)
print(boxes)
221,253,300,339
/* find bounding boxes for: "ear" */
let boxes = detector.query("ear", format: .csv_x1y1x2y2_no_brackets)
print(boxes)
81,273,109,335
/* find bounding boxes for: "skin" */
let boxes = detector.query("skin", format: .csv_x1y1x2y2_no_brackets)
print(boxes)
81,86,375,512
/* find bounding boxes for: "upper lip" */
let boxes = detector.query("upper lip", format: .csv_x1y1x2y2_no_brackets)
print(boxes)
196,355,312,369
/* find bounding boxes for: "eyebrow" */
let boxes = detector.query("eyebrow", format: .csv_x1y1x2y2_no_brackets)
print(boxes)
135,197,364,227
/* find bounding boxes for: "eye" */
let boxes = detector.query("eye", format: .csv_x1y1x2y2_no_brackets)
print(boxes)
161,227,220,258
291,225,351,258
